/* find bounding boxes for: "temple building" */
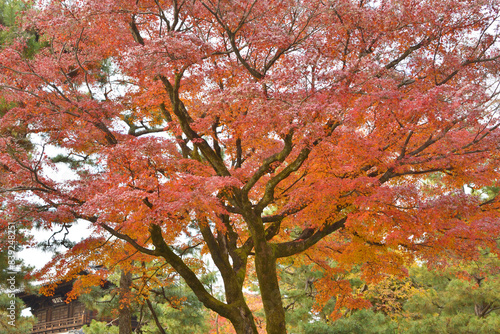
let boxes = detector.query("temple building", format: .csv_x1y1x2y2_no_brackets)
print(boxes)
19,280,106,334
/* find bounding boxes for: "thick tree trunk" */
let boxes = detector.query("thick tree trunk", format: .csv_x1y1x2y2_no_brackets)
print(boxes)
149,223,259,333
229,307,259,334
119,270,133,334
224,285,259,334
255,241,287,334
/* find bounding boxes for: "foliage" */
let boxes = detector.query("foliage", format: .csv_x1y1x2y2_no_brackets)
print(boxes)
139,287,210,334
0,294,35,334
0,1,38,331
304,309,397,334
398,253,500,334
286,252,500,334
277,262,363,330
0,237,35,333
82,319,119,334
363,274,416,318
275,262,398,333
0,0,500,333
0,0,41,57
76,263,211,333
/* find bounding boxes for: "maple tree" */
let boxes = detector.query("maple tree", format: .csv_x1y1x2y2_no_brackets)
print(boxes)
1,0,500,333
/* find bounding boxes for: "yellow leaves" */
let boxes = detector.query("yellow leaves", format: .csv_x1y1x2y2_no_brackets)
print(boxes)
363,274,418,319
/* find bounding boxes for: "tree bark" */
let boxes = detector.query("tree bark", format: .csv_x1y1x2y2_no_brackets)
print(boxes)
229,307,259,334
255,241,286,334
149,223,258,333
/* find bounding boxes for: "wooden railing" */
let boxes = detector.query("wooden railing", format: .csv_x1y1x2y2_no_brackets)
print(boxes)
31,314,88,334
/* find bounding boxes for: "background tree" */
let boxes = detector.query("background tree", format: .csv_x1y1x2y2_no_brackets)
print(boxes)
399,251,500,334
0,0,40,331
1,1,500,333
78,267,211,334
0,261,35,334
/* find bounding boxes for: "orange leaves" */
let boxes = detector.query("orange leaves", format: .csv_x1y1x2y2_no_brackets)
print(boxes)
1,0,500,332
314,271,371,321
38,283,58,298
65,274,107,302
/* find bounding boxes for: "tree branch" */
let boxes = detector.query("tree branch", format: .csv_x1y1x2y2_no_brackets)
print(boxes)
255,147,311,213
100,223,157,256
274,216,347,258
159,74,231,177
148,224,234,318
242,131,294,196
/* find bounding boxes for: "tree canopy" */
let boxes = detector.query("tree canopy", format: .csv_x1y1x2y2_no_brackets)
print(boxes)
1,0,500,333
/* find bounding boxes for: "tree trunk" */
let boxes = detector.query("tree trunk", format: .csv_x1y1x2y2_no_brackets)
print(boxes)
119,270,133,334
229,306,260,334
255,241,287,334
